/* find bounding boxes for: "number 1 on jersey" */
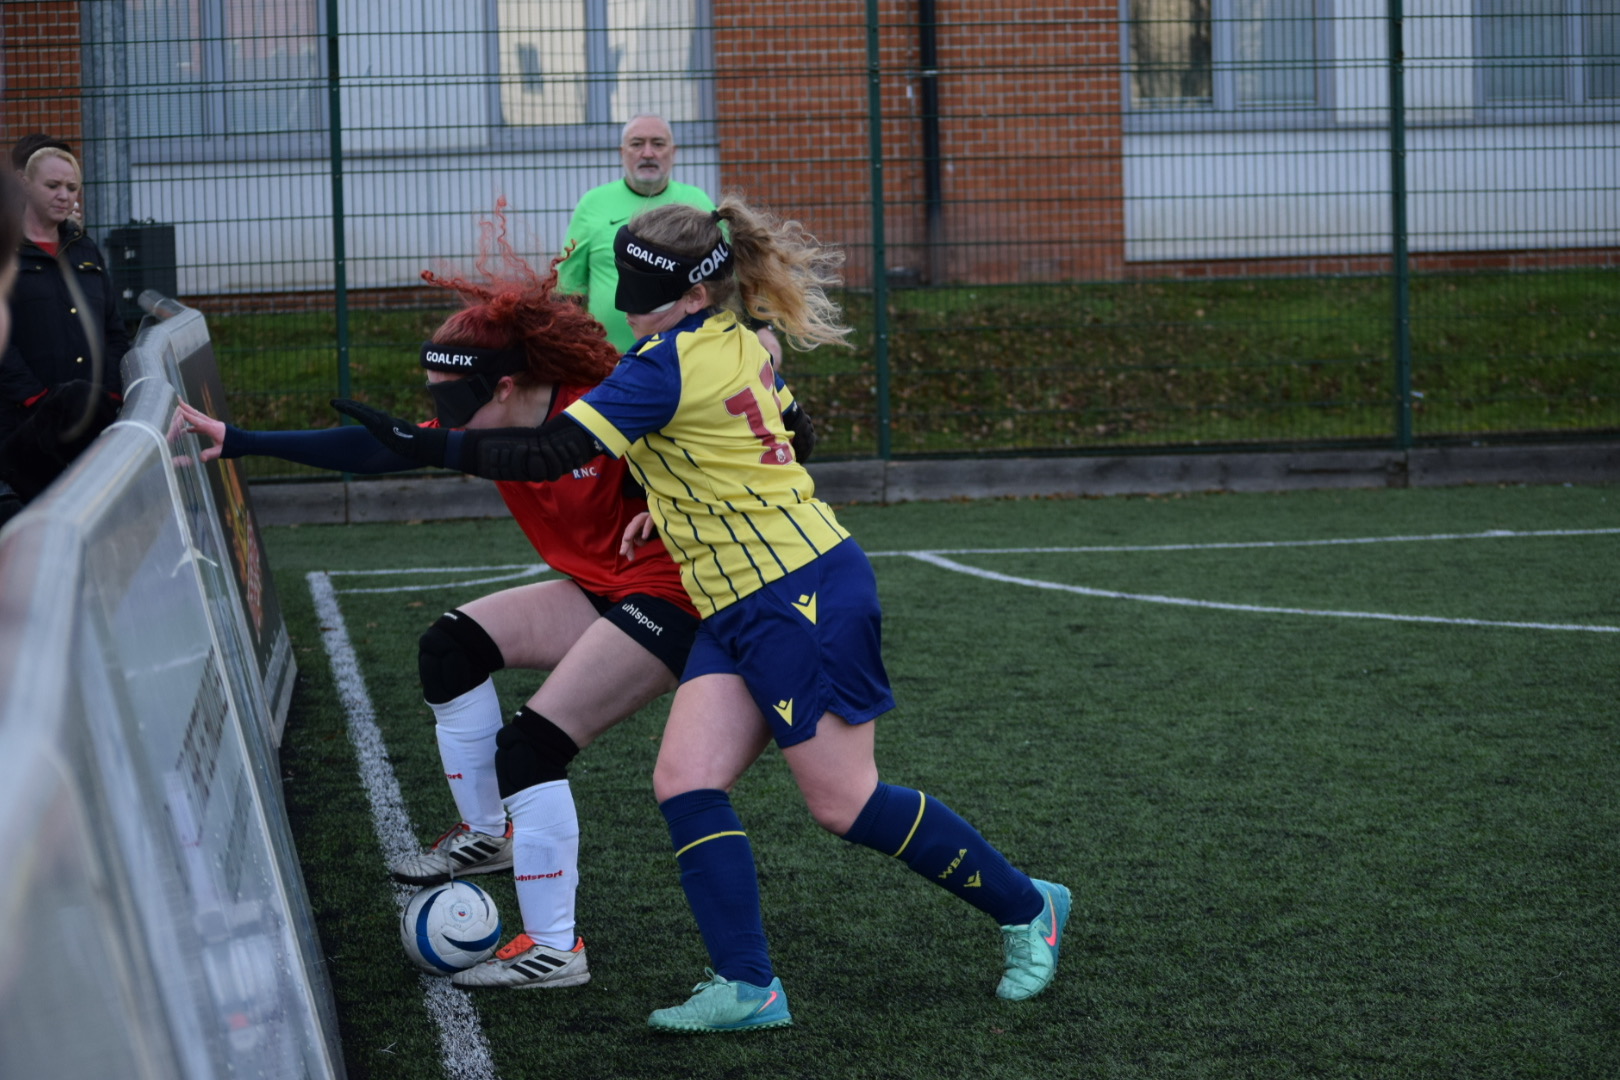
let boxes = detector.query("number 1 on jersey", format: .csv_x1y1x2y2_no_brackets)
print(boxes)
724,362,794,465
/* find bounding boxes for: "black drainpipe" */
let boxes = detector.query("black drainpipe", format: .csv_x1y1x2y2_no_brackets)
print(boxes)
919,0,944,285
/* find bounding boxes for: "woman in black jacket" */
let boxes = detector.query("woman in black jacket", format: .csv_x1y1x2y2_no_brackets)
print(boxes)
0,144,129,518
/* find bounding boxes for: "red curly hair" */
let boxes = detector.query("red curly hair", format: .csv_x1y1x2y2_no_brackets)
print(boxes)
424,197,619,388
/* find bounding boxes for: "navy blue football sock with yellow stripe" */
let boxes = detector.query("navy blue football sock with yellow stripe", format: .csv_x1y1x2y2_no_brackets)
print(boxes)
842,782,1045,926
659,788,773,987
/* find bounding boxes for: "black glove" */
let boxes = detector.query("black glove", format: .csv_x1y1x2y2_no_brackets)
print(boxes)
783,401,816,465
331,399,452,468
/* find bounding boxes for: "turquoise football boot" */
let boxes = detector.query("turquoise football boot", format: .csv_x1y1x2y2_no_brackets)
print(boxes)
996,879,1072,1001
648,969,792,1033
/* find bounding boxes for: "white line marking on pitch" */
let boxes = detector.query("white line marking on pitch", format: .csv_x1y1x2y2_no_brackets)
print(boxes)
867,526,1620,559
329,563,543,576
905,553,1620,633
331,562,552,596
308,571,499,1080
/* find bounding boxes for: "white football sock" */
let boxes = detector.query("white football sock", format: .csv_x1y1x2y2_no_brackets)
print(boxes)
505,779,581,950
429,678,506,836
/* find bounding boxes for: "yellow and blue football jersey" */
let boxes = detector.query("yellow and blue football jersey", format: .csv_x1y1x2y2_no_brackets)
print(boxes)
565,309,850,616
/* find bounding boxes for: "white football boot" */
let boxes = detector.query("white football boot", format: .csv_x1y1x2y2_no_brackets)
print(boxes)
450,933,590,989
390,821,513,885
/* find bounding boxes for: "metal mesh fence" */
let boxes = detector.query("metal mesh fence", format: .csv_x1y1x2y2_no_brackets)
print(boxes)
6,0,1616,478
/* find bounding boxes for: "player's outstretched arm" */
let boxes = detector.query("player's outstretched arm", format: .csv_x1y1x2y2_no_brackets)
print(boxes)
332,399,604,483
178,398,423,474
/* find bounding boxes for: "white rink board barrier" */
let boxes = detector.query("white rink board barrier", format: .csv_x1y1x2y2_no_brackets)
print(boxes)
0,302,344,1080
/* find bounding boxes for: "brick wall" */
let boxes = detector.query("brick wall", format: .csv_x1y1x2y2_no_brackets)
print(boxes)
2,2,84,152
929,9,1124,282
710,1,1125,286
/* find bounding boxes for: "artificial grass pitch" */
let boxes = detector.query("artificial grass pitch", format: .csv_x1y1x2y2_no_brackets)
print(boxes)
266,483,1620,1080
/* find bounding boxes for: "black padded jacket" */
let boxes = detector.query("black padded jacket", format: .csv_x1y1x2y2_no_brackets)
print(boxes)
0,221,131,439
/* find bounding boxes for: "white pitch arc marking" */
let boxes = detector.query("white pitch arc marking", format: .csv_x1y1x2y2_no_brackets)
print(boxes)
906,553,1620,633
868,526,1620,560
307,571,499,1080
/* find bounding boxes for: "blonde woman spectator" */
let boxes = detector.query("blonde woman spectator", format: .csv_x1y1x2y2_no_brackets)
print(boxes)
0,142,129,518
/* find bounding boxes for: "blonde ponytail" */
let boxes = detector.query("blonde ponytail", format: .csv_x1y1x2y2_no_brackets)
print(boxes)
629,195,853,350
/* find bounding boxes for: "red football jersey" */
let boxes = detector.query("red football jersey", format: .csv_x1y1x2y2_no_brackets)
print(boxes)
438,384,694,614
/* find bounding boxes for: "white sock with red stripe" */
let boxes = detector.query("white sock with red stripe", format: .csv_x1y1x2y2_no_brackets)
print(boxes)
505,779,580,951
430,678,506,836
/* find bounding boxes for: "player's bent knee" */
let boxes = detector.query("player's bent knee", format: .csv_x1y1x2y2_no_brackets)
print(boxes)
799,773,878,836
650,765,684,805
803,794,862,837
651,752,711,804
418,610,506,706
494,707,580,799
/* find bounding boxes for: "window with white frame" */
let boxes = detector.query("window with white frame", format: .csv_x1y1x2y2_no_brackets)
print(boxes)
127,0,324,142
496,0,707,128
1480,0,1619,105
1126,0,1327,111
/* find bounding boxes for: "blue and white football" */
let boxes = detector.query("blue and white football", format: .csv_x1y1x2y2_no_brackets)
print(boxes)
400,880,502,974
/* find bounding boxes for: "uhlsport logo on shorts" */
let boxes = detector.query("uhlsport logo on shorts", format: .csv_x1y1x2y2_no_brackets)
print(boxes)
620,602,665,636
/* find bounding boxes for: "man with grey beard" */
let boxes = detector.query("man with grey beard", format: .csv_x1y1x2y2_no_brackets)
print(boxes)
556,114,714,353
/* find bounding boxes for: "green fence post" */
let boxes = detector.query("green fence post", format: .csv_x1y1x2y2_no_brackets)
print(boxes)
1388,0,1413,449
326,0,352,417
866,0,891,460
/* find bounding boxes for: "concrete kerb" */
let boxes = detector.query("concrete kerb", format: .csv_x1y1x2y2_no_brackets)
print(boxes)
248,442,1620,527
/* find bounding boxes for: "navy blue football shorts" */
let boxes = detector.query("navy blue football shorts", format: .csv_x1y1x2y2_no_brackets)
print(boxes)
681,538,896,749
583,589,699,679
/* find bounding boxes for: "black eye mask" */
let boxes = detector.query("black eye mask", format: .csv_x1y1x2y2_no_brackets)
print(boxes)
418,342,528,428
427,375,497,429
613,225,732,315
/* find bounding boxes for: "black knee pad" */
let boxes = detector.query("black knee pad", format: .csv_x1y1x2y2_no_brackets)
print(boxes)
494,707,580,798
418,610,505,705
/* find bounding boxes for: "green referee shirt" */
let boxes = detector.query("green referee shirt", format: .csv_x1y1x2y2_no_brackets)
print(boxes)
556,178,716,353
